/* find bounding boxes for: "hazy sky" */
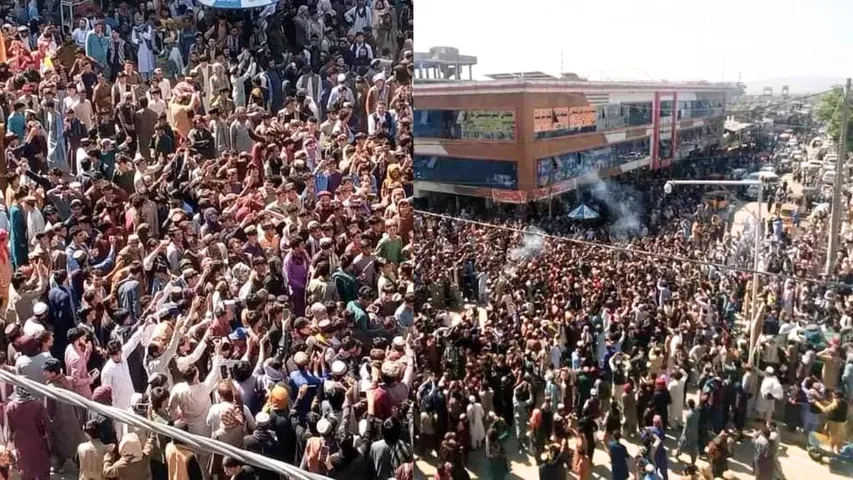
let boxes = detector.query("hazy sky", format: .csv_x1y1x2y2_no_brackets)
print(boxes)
415,0,853,83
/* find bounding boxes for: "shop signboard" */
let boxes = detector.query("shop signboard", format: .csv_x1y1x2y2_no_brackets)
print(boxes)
533,105,597,139
533,107,569,133
568,105,597,132
457,110,516,140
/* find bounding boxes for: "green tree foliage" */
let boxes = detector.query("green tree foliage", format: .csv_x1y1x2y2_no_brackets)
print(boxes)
816,86,853,151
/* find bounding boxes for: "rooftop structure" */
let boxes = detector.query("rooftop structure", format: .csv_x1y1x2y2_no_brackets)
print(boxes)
413,46,478,81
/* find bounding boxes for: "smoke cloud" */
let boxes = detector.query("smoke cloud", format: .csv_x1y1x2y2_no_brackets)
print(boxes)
588,179,646,240
504,226,547,276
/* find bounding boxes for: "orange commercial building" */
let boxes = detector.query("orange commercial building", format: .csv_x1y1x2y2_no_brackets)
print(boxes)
414,79,728,203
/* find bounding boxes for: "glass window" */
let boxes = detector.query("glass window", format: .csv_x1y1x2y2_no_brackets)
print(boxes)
537,137,651,187
413,109,516,140
625,102,653,126
596,104,628,131
414,155,518,189
612,137,651,163
660,100,673,118
682,97,726,119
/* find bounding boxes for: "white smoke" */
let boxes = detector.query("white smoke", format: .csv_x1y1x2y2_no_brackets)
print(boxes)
504,226,547,276
589,180,645,240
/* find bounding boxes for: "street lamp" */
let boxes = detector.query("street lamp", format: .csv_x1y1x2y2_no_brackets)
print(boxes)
664,178,767,362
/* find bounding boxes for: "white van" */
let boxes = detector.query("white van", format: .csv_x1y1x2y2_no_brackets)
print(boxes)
822,170,837,185
745,171,780,199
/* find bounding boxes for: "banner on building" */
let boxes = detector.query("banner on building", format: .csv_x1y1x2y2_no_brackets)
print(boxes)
534,106,597,135
491,189,528,204
568,105,596,130
457,110,516,140
533,107,569,133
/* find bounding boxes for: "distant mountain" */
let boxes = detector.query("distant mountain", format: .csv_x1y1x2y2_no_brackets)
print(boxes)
743,77,845,95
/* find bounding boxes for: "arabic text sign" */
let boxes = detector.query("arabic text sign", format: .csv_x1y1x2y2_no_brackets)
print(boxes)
568,105,596,130
457,110,516,140
533,107,569,133
534,106,597,136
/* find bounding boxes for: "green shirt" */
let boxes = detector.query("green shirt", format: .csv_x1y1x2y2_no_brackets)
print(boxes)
376,235,404,264
347,300,370,331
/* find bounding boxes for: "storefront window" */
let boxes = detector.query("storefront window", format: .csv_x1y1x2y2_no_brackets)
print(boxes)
414,155,518,189
612,137,651,163
596,104,629,131
626,102,653,126
677,99,726,120
536,137,651,187
413,109,516,140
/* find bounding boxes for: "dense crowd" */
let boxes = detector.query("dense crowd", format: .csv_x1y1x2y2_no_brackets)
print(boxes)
413,151,853,480
0,0,418,479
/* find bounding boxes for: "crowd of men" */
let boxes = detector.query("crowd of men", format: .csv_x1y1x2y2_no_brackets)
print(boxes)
0,0,418,479
414,150,853,480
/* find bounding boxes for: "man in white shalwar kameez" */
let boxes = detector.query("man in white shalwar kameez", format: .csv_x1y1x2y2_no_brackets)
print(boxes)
756,367,784,423
100,321,145,439
23,197,44,248
131,21,155,80
742,364,759,418
466,395,486,450
667,370,687,428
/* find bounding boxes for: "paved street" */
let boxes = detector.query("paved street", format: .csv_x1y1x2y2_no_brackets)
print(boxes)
729,172,804,237
414,392,851,480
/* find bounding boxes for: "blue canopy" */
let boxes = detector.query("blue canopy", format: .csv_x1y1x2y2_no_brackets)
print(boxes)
568,204,600,220
197,0,277,9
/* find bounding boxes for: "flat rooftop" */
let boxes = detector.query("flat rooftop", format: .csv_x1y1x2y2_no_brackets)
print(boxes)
418,78,732,95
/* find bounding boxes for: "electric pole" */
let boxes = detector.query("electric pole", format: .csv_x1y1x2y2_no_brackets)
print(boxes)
825,78,851,275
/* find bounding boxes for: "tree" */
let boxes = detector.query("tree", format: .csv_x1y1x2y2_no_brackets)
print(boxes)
815,86,853,152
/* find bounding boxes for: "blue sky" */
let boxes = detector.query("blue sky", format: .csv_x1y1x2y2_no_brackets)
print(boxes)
415,0,853,83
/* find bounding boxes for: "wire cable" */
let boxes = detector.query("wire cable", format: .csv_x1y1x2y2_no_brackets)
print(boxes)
0,369,329,480
414,209,847,288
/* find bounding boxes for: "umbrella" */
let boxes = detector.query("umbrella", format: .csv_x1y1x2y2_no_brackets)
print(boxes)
197,0,277,9
568,204,600,220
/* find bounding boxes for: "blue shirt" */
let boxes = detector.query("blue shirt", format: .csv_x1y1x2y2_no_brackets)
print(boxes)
608,440,630,480
289,368,323,421
7,112,24,139
395,303,413,329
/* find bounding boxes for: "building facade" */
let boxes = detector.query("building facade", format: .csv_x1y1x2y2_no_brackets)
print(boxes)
415,80,728,203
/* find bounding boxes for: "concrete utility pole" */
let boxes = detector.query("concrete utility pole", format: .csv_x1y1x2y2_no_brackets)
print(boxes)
825,78,851,275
